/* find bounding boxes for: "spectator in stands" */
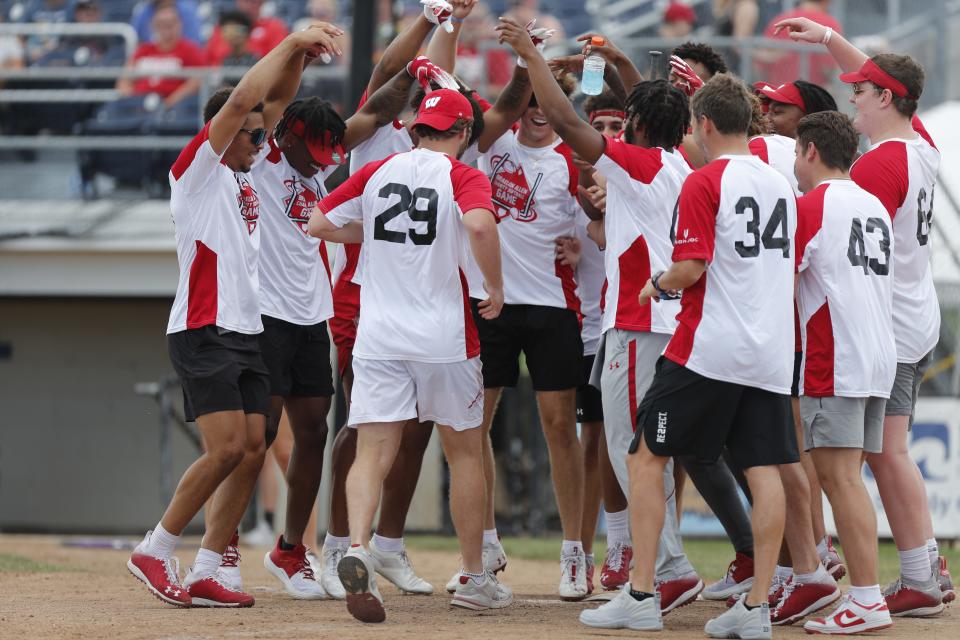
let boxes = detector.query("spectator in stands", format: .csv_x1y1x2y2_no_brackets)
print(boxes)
40,0,123,66
0,12,24,92
205,0,288,66
131,0,203,45
218,10,259,67
659,2,697,39
756,0,842,86
709,0,757,72
116,5,205,108
9,0,71,63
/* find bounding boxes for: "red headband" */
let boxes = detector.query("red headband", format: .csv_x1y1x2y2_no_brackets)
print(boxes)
290,119,346,166
839,58,918,100
589,109,626,123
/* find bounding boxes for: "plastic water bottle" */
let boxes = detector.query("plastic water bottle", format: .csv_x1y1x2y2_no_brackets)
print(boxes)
581,36,606,96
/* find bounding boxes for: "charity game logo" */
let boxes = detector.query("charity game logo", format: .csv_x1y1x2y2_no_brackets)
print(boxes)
489,152,542,223
236,176,260,235
282,177,318,234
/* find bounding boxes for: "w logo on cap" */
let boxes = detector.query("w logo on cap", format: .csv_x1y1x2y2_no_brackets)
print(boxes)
425,96,442,109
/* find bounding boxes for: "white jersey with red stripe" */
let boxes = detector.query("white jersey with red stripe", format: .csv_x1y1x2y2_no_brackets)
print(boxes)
574,211,605,356
665,154,797,394
478,132,582,310
253,138,335,325
320,148,494,363
850,117,940,363
166,122,263,335
749,134,801,196
796,179,896,397
593,138,690,335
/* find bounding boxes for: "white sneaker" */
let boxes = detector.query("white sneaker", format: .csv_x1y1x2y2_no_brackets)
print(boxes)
263,542,328,600
451,571,514,610
705,594,772,639
803,594,893,634
218,534,242,591
559,548,588,601
446,539,509,593
241,520,274,547
338,546,386,623
579,584,663,630
368,538,434,594
320,545,347,600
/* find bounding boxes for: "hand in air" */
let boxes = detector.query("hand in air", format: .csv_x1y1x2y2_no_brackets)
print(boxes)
406,55,459,90
525,18,556,50
495,16,537,59
772,17,830,44
668,55,703,96
422,0,455,33
296,23,345,62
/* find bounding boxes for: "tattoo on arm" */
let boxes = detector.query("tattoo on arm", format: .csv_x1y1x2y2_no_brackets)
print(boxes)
496,69,530,113
364,71,415,127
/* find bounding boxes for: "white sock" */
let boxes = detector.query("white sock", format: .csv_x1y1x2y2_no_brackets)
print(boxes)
816,536,829,557
794,563,830,585
899,545,933,582
585,552,595,566
561,540,582,557
775,565,794,581
324,533,350,550
372,533,404,553
927,538,939,568
462,569,485,584
483,529,499,545
192,548,222,580
145,523,179,559
849,584,883,606
605,508,630,546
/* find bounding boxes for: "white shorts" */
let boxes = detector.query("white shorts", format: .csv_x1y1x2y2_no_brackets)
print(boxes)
348,357,484,430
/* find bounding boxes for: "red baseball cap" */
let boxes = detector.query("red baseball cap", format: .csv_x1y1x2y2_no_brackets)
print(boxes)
758,82,806,112
290,119,346,166
664,2,696,24
412,89,474,131
839,58,918,100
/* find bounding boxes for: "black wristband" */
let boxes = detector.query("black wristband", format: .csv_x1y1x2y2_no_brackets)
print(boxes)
652,271,679,300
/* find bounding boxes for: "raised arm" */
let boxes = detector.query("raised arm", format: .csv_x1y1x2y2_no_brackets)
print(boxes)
497,18,605,164
342,68,416,151
476,66,532,152
424,0,475,72
774,16,867,72
208,27,341,155
366,1,452,96
577,33,643,92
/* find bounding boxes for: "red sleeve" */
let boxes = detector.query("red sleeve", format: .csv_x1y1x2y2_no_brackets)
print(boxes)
319,154,394,217
449,159,495,219
912,115,937,149
470,90,493,113
672,160,725,262
553,142,580,197
850,142,908,218
795,183,827,270
171,121,212,180
602,137,663,184
748,137,769,164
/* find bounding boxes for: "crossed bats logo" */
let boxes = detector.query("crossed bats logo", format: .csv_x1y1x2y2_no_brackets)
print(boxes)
236,176,260,235
489,152,542,223
282,177,319,234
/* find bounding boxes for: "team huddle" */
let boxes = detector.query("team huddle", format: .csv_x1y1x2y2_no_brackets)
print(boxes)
124,0,952,637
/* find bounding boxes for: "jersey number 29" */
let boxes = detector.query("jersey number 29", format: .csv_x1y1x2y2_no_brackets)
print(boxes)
374,183,438,246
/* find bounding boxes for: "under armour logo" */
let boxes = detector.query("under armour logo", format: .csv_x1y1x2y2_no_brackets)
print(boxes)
164,586,181,597
609,361,621,370
425,96,441,109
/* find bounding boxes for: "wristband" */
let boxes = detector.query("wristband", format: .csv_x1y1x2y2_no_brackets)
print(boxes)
821,27,833,45
652,271,680,300
517,55,528,69
450,16,464,24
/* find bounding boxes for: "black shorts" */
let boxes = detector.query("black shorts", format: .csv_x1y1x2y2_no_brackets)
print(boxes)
471,301,582,391
631,357,799,470
791,351,802,398
258,316,335,398
168,326,271,422
577,353,603,422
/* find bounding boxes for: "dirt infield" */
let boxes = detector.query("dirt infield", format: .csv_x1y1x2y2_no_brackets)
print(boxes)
0,535,955,639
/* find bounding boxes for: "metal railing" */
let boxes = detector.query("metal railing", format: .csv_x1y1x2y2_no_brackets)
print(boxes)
0,22,138,57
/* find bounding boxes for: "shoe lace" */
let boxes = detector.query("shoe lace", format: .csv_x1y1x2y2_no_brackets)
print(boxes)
769,574,788,598
561,555,579,580
773,578,797,612
324,547,344,575
296,553,316,580
221,544,241,568
605,543,626,571
164,557,182,586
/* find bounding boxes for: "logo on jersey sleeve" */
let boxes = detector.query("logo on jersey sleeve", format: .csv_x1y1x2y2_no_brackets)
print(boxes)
489,152,542,223
236,175,260,234
282,177,319,234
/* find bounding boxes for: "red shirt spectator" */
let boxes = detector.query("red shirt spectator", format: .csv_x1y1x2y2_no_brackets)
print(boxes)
205,0,288,65
757,0,841,86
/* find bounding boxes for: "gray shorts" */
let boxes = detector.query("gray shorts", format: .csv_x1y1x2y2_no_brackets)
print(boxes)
886,351,932,425
800,395,886,454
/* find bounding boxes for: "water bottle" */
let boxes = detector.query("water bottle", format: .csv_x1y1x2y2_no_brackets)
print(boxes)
581,36,606,96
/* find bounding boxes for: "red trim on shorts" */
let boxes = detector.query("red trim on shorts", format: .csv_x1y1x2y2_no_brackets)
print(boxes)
460,268,480,359
628,339,638,432
186,240,217,328
803,301,835,396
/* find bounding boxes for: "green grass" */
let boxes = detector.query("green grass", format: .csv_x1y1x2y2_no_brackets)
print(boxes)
0,553,72,573
406,535,959,585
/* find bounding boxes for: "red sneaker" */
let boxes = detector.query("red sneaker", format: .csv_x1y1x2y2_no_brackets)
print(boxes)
771,579,840,625
186,572,255,607
884,577,945,617
264,537,327,599
657,573,703,614
127,549,191,607
585,555,595,595
937,556,956,604
703,552,754,600
820,536,846,581
600,542,632,591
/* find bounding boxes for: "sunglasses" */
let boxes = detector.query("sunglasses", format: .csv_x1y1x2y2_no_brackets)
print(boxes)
240,127,266,146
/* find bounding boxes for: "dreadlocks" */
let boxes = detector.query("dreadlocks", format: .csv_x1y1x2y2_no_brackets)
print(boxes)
671,42,729,79
273,97,346,147
793,80,837,115
624,79,690,150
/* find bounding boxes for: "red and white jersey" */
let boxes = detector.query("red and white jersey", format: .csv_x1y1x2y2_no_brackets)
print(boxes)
253,139,335,325
574,212,606,356
749,134,801,196
166,122,262,335
850,117,940,363
665,155,797,394
478,132,581,310
593,139,690,335
795,179,896,397
319,148,494,363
